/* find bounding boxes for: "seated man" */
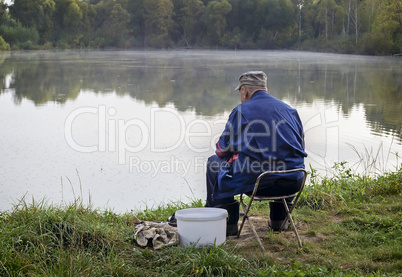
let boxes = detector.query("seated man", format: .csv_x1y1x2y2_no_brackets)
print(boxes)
205,71,307,236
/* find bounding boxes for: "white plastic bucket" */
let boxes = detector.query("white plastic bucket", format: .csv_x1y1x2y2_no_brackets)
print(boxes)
175,208,228,246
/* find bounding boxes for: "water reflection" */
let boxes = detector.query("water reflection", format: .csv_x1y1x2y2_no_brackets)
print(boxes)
0,51,401,213
0,51,400,141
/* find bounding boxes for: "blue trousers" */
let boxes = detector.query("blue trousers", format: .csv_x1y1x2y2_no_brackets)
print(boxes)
205,154,303,208
205,155,234,207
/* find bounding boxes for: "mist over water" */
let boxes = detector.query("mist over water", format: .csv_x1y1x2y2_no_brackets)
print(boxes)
0,50,401,213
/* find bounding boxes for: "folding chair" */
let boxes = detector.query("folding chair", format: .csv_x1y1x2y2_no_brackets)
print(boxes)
237,168,307,251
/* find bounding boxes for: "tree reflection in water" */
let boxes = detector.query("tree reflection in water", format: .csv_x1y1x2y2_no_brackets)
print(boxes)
0,51,400,213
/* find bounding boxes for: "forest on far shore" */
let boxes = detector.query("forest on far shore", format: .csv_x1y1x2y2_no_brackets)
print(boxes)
0,0,400,55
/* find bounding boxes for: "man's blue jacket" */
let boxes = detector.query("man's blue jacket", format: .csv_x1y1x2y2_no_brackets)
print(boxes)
214,90,307,199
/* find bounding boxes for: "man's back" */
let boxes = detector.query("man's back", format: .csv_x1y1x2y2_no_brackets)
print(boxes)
222,90,306,170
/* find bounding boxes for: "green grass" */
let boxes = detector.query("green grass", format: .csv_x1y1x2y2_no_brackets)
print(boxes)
298,162,402,209
0,166,401,276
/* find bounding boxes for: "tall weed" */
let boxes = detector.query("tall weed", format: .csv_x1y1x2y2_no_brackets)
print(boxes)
299,162,401,210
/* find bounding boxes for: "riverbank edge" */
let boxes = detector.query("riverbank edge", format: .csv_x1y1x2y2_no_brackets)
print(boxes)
1,46,401,57
1,168,401,276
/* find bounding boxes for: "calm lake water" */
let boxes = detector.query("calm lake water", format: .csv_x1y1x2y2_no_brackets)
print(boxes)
0,50,401,213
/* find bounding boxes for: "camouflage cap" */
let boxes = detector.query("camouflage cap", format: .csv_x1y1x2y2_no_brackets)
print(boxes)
234,71,267,90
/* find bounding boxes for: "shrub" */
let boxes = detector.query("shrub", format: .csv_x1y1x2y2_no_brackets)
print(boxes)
0,24,39,48
359,33,393,55
0,35,10,50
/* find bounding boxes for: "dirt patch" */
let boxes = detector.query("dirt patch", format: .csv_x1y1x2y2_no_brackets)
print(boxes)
228,215,272,248
228,214,323,250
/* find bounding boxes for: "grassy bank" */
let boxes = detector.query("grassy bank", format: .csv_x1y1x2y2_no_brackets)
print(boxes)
1,167,401,276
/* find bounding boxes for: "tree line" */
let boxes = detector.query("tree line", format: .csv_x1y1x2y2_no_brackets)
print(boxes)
0,0,400,55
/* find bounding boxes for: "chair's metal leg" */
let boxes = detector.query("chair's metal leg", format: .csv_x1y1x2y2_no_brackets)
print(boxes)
237,196,247,238
282,199,302,248
237,195,265,252
238,216,246,237
279,200,290,232
246,215,265,252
